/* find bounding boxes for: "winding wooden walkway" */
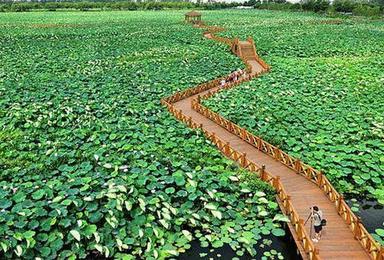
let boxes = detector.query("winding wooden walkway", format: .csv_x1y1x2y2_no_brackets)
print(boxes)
161,21,384,260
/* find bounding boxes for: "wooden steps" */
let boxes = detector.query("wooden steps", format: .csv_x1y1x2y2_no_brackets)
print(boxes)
239,41,256,60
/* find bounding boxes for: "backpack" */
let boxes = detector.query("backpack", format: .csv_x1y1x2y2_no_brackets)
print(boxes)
321,219,327,226
315,212,327,226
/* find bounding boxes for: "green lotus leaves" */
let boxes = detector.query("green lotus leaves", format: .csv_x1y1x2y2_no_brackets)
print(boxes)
205,10,384,204
0,10,289,259
272,228,285,237
32,190,46,200
0,199,12,209
69,230,81,242
376,228,384,237
373,225,384,245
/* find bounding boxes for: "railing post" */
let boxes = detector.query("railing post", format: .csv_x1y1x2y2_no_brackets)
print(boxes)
294,159,301,173
338,195,344,215
211,132,216,143
347,210,352,225
314,248,320,260
273,176,281,191
354,217,362,240
316,171,323,187
377,246,384,260
256,137,262,150
274,147,281,161
260,165,266,181
241,153,247,167
298,219,304,240
241,128,247,139
227,122,234,133
284,195,291,214
224,142,230,156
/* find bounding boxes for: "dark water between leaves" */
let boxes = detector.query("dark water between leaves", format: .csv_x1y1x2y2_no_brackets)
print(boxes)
346,198,384,234
179,224,301,260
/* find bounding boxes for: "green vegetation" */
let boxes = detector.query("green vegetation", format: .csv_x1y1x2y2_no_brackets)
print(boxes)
375,225,384,244
0,11,286,259
246,0,384,16
0,1,239,12
204,10,384,204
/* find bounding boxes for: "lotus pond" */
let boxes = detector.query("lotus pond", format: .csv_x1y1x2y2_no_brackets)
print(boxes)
203,10,384,240
0,11,295,259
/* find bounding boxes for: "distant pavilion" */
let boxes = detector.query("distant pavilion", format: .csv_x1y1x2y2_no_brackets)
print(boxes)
185,11,202,24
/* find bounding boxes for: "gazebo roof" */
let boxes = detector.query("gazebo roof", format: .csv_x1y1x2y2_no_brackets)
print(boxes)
185,11,201,17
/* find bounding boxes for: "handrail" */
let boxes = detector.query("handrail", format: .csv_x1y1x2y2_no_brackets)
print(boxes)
202,129,321,260
192,98,384,259
161,21,384,260
161,24,321,260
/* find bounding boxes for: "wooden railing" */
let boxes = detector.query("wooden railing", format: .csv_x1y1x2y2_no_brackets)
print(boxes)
255,54,271,71
161,27,254,105
212,34,233,46
161,78,222,105
160,23,321,260
201,130,321,260
245,37,271,71
162,100,201,130
161,65,254,106
192,95,384,260
268,171,321,260
202,25,233,46
162,21,384,260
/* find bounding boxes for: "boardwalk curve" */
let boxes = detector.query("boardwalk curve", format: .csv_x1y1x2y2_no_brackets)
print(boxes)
161,20,384,260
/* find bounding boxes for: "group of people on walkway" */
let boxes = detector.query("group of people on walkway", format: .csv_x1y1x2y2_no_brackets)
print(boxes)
220,68,245,87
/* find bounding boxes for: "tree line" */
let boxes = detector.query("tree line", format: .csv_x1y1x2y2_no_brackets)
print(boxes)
0,1,239,12
245,0,383,16
0,0,382,16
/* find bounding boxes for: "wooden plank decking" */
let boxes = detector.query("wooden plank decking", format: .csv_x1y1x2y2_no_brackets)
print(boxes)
173,68,369,260
161,21,383,260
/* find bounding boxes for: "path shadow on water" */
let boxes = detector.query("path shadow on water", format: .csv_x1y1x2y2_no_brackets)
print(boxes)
179,229,301,260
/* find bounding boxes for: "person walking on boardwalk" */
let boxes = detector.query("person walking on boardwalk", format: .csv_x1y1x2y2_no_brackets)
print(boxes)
312,206,323,243
220,79,226,87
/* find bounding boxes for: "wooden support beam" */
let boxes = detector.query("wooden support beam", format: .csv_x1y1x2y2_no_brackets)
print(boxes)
260,164,266,181
284,195,291,211
273,176,281,190
274,147,281,161
316,171,323,187
241,153,247,167
376,247,384,260
338,195,344,215
354,217,362,240
298,219,304,240
314,248,320,259
294,159,302,173
224,142,230,156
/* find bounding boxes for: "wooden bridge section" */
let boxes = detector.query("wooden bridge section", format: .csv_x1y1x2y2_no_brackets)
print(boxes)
161,21,384,260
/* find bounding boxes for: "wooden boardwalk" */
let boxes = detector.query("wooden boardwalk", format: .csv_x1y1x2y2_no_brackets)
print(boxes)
161,22,383,260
